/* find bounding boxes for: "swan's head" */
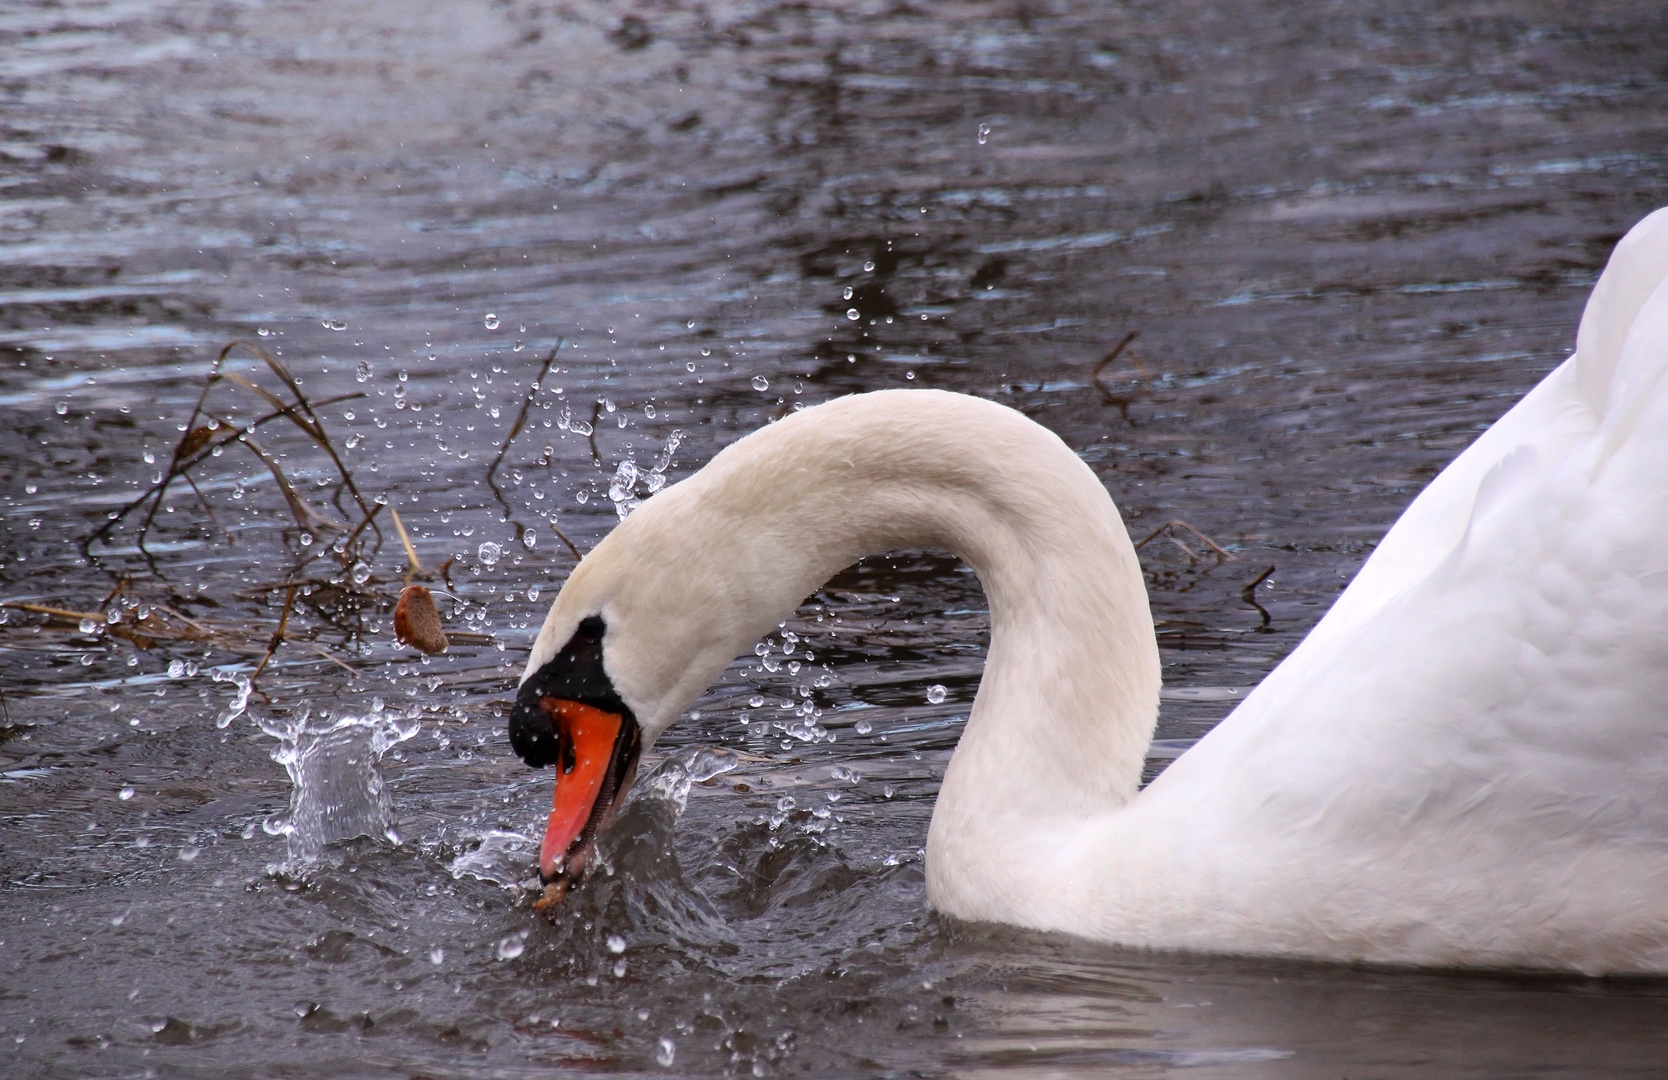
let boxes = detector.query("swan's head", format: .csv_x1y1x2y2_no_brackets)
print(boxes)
507,470,795,897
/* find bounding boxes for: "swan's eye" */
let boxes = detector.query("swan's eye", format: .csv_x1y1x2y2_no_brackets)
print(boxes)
577,615,605,641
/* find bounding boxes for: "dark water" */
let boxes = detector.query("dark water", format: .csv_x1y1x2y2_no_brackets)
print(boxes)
4,0,1668,1075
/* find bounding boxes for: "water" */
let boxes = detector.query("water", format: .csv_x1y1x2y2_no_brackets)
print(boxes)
4,0,1668,1075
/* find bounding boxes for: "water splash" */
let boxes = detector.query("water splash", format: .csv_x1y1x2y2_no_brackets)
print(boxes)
212,668,253,729
609,429,685,518
643,746,740,816
449,828,537,888
257,698,421,867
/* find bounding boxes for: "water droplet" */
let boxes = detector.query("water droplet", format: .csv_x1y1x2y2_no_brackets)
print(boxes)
513,340,524,352
644,404,656,418
749,695,764,708
606,934,626,954
926,684,947,704
323,319,347,331
484,313,500,330
854,719,873,735
355,358,373,383
478,541,502,568
299,532,314,547
119,786,135,800
526,585,540,602
167,659,185,678
142,449,156,464
846,308,860,321
429,947,445,965
751,375,769,391
79,617,100,634
863,260,875,272
612,959,627,978
496,934,525,960
177,846,200,862
351,562,372,585
55,401,68,415
24,483,36,494
655,1037,676,1066
977,122,991,144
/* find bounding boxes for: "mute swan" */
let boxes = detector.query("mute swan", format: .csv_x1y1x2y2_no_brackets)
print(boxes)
510,208,1668,974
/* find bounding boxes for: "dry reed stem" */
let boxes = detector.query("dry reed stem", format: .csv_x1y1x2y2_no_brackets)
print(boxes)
1133,519,1235,562
388,506,425,587
93,340,370,555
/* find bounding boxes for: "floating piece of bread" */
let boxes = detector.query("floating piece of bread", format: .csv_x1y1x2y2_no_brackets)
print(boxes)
393,584,448,654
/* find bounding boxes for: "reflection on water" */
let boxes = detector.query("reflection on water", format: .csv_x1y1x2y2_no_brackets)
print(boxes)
3,0,1668,1075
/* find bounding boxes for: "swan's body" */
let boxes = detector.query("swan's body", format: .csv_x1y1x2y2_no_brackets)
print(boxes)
521,209,1668,973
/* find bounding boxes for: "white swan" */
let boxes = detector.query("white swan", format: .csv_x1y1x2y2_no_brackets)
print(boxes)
510,208,1668,974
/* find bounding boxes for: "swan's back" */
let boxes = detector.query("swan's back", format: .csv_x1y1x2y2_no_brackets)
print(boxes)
1118,209,1668,972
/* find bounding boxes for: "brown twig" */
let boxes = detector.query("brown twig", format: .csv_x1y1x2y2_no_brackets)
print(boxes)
91,395,364,553
1133,519,1235,562
587,399,604,466
220,342,373,521
488,341,562,486
3,600,216,648
549,520,582,561
1240,564,1276,630
1093,331,1147,420
251,583,298,682
92,340,373,555
227,426,345,537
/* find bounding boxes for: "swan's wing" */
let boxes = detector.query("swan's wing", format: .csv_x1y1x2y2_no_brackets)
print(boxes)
1151,208,1668,857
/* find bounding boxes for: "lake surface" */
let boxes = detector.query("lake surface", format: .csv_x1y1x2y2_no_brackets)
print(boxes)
4,0,1668,1075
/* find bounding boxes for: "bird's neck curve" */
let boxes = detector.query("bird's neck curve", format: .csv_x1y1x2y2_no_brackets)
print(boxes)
587,392,1160,897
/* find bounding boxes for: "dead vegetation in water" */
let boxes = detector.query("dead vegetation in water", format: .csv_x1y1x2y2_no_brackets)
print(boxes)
5,340,580,686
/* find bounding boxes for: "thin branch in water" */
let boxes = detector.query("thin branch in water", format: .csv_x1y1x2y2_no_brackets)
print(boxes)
224,341,374,520
1092,331,1146,420
549,520,582,562
181,472,230,541
228,426,346,537
89,339,371,554
97,578,129,610
488,340,562,486
251,583,298,682
1240,564,1276,631
1133,519,1235,562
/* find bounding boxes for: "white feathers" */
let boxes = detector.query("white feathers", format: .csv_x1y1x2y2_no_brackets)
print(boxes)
524,209,1668,974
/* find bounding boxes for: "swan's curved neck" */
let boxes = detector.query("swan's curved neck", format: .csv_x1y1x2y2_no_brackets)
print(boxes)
584,392,1159,826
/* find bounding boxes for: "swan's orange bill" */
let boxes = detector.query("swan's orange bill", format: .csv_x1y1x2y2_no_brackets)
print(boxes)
536,698,622,883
